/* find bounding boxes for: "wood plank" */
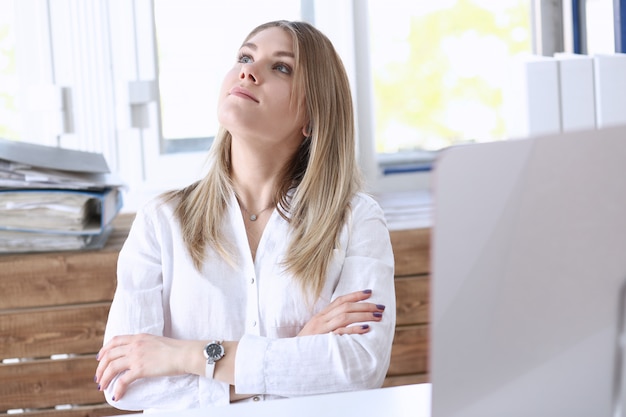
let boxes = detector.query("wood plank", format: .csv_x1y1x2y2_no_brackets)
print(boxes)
383,373,429,387
390,228,430,276
387,324,429,376
0,303,109,360
395,275,429,326
0,356,104,411
18,403,139,417
0,215,134,310
0,255,118,309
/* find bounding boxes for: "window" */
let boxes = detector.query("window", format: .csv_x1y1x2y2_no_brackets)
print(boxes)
367,0,532,153
153,0,302,153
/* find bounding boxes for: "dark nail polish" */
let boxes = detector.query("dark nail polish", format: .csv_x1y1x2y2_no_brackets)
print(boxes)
97,384,101,391
112,396,116,402
376,304,386,310
373,312,383,318
94,375,98,383
361,324,370,330
362,289,372,294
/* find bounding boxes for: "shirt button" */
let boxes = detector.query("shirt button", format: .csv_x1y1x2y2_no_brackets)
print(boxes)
251,320,257,327
250,277,255,284
252,396,261,402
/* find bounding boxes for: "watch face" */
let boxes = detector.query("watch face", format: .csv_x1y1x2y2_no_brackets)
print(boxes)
205,342,224,361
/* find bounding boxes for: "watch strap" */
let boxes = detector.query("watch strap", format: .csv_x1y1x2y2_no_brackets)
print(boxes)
205,361,216,379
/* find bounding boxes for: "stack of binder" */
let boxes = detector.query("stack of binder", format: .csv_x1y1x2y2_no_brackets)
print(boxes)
0,138,124,253
507,52,626,138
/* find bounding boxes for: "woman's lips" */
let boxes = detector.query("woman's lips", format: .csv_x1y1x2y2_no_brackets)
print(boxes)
229,86,259,103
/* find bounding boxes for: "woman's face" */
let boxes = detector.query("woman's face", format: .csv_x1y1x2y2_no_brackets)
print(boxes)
217,26,307,147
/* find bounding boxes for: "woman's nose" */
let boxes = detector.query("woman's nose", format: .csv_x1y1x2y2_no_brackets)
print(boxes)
239,64,258,83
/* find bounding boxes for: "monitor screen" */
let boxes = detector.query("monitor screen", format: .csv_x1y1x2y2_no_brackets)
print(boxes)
430,124,626,417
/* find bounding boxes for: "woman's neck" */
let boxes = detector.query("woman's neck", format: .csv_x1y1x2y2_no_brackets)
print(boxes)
229,135,294,210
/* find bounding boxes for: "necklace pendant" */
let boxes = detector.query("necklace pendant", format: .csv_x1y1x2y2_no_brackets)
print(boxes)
249,214,257,221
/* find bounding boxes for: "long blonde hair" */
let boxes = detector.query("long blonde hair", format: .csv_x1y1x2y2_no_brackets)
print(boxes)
165,21,362,301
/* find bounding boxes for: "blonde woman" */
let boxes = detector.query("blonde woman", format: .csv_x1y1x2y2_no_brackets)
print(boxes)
95,20,395,412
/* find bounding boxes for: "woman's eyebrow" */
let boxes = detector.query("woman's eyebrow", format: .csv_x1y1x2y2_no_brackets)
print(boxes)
274,50,295,58
241,42,294,59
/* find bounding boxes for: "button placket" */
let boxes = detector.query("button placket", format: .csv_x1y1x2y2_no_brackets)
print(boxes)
246,270,261,335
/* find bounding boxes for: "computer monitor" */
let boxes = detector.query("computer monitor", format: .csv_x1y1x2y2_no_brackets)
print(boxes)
430,124,626,417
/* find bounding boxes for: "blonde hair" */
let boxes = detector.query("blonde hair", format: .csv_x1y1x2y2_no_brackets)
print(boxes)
164,21,362,301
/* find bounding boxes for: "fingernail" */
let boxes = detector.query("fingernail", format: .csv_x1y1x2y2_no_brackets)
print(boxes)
362,289,372,294
112,396,116,402
94,375,98,383
96,353,99,360
376,304,386,310
361,324,370,329
97,384,101,391
373,312,383,318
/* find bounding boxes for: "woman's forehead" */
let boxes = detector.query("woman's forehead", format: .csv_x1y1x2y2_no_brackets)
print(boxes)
243,26,295,54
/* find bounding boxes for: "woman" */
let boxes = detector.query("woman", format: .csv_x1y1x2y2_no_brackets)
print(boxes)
95,20,395,412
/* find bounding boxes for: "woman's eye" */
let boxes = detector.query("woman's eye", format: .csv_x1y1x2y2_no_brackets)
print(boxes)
274,63,292,74
238,54,253,64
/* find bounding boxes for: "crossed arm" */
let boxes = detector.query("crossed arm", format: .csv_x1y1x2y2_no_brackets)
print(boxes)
94,289,387,402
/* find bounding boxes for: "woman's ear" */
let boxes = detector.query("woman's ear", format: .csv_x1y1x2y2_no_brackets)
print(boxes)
302,122,312,138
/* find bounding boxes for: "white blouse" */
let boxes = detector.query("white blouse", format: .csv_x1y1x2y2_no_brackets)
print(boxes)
103,191,396,413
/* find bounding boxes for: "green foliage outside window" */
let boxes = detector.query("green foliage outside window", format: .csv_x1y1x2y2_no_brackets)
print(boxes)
373,0,531,152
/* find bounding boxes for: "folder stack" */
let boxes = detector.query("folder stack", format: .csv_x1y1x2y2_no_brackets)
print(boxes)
0,138,125,253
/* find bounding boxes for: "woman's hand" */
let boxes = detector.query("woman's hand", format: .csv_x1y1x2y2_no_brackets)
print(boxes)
297,289,386,336
94,334,204,402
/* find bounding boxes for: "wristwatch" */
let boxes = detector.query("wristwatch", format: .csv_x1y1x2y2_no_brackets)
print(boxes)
203,340,225,379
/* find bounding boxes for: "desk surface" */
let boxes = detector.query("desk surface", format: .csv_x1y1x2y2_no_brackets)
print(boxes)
116,384,431,417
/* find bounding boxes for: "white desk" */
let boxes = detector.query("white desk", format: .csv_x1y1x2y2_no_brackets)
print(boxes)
117,384,431,417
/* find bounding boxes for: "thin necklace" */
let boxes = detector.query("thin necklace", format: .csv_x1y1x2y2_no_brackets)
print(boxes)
235,195,274,221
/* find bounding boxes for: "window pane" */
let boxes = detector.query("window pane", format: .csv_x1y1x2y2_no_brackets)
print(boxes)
154,1,301,147
368,0,531,152
0,0,19,140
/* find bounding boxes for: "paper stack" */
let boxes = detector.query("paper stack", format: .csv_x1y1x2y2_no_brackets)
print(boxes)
0,138,125,253
374,190,433,231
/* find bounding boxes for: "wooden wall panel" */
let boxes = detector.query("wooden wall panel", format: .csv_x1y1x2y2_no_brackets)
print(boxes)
18,404,137,417
383,373,429,388
387,324,429,376
0,303,109,360
395,275,429,326
0,356,102,411
0,254,118,309
388,227,431,384
390,228,430,276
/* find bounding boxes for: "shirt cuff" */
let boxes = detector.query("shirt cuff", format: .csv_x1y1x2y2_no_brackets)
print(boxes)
234,334,269,394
